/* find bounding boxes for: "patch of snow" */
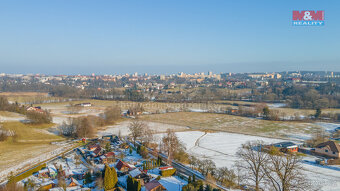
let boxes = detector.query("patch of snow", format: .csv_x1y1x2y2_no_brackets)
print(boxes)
159,176,187,191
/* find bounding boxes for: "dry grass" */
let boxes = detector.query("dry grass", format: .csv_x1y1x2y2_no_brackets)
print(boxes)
0,122,65,172
35,99,233,114
1,122,61,141
0,111,20,117
140,112,321,139
0,92,48,96
0,92,49,103
0,142,61,173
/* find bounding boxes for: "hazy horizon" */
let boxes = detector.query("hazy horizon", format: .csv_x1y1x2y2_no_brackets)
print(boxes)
1,0,339,74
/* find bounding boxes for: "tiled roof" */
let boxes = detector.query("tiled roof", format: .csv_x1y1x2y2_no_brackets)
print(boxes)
316,141,340,153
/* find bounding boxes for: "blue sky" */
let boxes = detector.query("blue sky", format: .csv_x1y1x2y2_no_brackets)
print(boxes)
0,0,339,75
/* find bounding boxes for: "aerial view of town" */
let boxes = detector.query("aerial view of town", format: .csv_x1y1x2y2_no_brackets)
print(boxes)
0,1,339,191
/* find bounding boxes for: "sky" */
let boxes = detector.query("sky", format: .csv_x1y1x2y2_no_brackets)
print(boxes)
0,0,339,75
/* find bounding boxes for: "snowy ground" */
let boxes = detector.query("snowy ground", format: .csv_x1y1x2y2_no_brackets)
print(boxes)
0,113,26,122
316,122,340,133
267,103,286,108
159,176,187,191
0,142,74,182
168,131,340,191
19,152,88,190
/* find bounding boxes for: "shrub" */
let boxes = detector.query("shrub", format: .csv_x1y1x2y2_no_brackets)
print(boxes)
9,163,46,183
160,168,176,177
26,110,52,124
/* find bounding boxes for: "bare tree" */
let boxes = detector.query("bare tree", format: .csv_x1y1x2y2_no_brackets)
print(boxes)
96,176,104,190
236,141,269,191
140,125,154,146
216,167,237,188
161,129,180,164
59,118,76,137
76,117,94,138
104,105,121,125
68,103,82,114
129,119,145,146
263,150,312,191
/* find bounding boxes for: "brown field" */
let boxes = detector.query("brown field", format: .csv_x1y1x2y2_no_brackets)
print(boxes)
0,91,50,103
0,111,21,117
0,122,64,172
35,99,235,114
140,112,321,139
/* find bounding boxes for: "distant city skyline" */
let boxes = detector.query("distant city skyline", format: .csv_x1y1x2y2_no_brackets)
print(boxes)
0,0,339,74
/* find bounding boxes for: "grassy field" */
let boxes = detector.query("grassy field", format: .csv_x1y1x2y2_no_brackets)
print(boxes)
0,111,21,117
35,99,238,115
215,100,340,116
0,92,49,103
140,112,321,139
0,122,64,172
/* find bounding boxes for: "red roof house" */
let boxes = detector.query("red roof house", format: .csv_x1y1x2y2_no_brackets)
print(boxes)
116,160,132,172
145,179,167,191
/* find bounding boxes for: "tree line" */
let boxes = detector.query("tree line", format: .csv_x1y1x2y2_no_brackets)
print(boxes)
59,105,121,138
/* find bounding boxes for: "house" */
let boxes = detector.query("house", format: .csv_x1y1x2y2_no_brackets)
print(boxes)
315,141,340,158
67,177,82,188
116,160,133,172
102,134,114,141
159,166,173,171
103,152,115,163
129,168,142,178
27,106,44,113
75,103,92,107
129,168,150,186
39,180,55,190
87,144,100,151
145,179,167,191
38,168,49,178
48,165,58,178
272,142,299,153
93,146,102,157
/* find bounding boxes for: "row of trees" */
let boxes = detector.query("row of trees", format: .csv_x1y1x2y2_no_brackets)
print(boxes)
236,141,311,191
183,176,221,191
0,96,26,114
26,110,52,124
0,96,52,124
59,116,95,138
59,105,122,138
129,119,189,164
187,141,312,191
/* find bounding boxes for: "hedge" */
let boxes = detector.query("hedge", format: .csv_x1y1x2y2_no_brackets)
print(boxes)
160,168,176,177
10,163,47,182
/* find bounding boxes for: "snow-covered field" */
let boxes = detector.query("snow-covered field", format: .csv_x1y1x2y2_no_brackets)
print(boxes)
170,131,340,191
316,122,340,133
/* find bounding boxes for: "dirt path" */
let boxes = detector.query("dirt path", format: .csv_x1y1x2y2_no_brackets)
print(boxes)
189,131,233,157
194,131,207,147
